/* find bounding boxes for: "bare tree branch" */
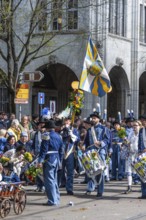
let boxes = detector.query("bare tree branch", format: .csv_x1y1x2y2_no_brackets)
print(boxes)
22,39,77,69
0,68,9,87
0,48,7,61
16,0,41,61
13,0,24,13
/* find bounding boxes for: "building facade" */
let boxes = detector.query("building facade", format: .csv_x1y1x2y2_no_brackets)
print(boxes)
0,0,146,120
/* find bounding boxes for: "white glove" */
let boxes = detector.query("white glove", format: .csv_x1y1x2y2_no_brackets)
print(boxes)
69,130,77,143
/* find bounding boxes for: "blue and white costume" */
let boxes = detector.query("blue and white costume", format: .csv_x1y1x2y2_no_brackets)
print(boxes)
84,123,110,195
38,129,64,205
61,126,80,194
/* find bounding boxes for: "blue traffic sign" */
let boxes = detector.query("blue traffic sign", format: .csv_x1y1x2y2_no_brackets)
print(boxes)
38,92,45,104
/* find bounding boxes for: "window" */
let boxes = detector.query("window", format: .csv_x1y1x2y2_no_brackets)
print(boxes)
68,0,78,30
109,0,126,36
38,0,48,31
139,4,143,42
35,0,78,32
52,0,63,31
139,4,146,43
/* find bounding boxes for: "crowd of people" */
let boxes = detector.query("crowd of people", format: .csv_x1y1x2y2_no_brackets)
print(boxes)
0,110,146,206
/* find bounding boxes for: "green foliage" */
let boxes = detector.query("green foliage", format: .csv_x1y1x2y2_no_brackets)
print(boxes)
0,156,10,165
117,127,126,139
25,166,42,182
68,89,84,113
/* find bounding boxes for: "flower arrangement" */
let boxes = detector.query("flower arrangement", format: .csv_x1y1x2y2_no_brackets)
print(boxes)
24,152,33,162
25,166,42,183
91,152,98,160
0,156,10,165
117,127,126,139
68,89,84,114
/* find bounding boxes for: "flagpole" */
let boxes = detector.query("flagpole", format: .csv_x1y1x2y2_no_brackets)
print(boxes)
71,81,79,124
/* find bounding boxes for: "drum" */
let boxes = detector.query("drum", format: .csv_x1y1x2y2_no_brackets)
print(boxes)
79,148,105,178
131,152,146,183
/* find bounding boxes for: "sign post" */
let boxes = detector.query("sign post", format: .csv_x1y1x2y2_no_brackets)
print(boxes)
15,71,44,120
23,71,44,82
14,84,29,104
38,92,45,116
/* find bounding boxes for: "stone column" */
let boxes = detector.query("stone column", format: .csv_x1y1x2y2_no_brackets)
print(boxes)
130,0,139,118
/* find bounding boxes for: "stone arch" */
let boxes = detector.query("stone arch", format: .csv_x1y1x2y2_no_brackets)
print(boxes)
139,71,146,115
32,63,78,114
107,65,130,119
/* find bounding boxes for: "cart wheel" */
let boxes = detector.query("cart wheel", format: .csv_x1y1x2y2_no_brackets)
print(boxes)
0,199,11,218
13,190,27,215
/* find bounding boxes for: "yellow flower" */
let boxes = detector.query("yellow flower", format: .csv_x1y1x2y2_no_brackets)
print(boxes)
24,152,33,162
75,104,80,108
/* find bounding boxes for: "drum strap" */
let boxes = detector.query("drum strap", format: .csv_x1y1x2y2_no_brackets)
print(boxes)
91,126,98,143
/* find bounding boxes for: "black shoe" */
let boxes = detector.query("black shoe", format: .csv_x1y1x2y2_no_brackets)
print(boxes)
85,191,91,195
59,185,66,188
110,178,116,181
34,188,40,192
67,191,74,195
39,188,45,193
134,181,140,185
124,186,132,194
138,196,146,199
96,193,103,199
80,181,87,184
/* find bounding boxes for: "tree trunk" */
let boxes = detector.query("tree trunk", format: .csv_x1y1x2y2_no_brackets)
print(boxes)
9,91,16,114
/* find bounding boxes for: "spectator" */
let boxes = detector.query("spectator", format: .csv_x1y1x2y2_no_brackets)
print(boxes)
0,112,7,129
0,129,7,155
16,131,33,153
7,119,21,141
20,115,33,140
31,114,39,131
7,113,16,129
4,135,16,152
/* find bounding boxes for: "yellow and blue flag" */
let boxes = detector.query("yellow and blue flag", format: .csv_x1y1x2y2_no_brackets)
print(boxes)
79,37,111,97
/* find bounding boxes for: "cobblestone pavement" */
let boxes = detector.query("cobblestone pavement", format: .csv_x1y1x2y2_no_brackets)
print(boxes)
5,177,146,220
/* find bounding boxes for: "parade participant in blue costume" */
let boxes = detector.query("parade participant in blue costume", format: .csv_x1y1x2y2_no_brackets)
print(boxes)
125,110,135,136
138,114,146,199
60,117,80,195
37,120,64,206
111,120,124,180
84,111,110,198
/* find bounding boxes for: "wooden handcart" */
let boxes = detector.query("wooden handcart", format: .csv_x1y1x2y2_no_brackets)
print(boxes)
0,182,26,218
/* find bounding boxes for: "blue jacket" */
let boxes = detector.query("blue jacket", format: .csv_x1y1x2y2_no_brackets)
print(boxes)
84,124,110,155
38,130,64,164
61,126,80,153
138,127,146,153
